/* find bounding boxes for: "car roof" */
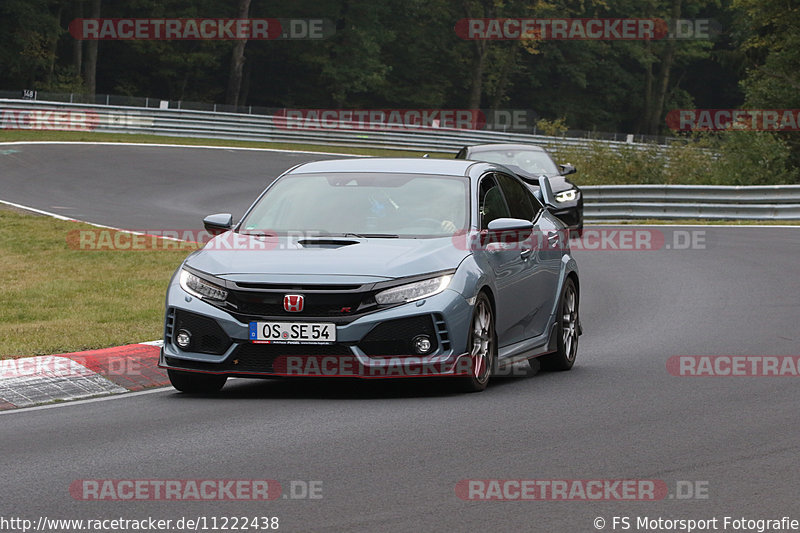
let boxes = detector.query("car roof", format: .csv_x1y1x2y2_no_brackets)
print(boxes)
465,143,547,153
290,157,478,176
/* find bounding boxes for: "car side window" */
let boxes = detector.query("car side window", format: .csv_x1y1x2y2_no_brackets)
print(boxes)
479,175,511,230
496,173,539,221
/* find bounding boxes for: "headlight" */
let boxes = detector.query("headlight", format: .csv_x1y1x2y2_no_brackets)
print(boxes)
375,275,452,305
179,269,228,301
555,189,577,203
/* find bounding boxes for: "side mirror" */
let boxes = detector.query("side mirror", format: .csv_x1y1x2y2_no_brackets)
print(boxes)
203,213,233,235
537,175,558,209
484,217,534,244
559,163,576,176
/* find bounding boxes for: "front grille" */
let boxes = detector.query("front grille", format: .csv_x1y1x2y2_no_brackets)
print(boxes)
358,315,437,356
164,308,176,345
235,283,362,291
225,286,378,319
231,343,353,372
433,313,451,352
174,310,232,355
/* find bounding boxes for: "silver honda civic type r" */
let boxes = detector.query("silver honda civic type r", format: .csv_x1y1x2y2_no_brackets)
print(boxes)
159,158,581,393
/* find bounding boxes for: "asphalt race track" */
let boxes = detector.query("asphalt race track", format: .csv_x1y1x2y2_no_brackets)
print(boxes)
2,143,799,532
0,143,349,229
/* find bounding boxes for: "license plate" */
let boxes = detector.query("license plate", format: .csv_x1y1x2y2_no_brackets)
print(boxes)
249,321,336,344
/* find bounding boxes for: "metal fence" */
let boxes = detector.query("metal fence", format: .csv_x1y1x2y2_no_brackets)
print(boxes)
0,90,678,144
583,185,800,221
0,98,669,156
2,98,797,221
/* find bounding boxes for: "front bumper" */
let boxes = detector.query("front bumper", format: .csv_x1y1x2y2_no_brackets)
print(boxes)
161,349,476,379
159,282,476,379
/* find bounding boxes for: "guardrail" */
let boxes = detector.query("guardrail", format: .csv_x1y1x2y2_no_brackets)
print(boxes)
583,185,800,221
0,89,679,144
2,99,796,221
0,98,666,156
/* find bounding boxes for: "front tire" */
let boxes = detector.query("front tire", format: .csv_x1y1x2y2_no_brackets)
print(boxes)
538,277,579,371
168,369,227,393
457,293,496,392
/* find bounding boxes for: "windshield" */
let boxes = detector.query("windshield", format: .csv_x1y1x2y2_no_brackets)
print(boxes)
240,172,469,237
471,149,559,177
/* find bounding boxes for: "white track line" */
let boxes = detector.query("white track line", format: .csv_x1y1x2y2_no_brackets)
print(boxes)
0,386,172,416
0,198,190,239
0,198,76,221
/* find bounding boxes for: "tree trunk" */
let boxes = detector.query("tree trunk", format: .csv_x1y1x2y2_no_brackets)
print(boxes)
83,0,101,96
463,0,494,109
468,41,487,109
239,61,252,107
647,0,682,135
46,3,64,85
225,0,252,108
73,0,83,79
489,45,517,110
639,39,653,134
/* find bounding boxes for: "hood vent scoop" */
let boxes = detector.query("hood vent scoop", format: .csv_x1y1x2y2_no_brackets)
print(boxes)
297,239,360,249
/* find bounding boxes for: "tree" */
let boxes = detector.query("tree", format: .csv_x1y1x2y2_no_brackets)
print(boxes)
735,0,800,108
734,0,800,169
0,0,62,90
225,0,252,107
317,0,395,107
83,0,101,96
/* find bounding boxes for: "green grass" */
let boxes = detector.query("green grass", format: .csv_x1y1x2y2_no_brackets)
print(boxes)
0,207,194,357
0,130,449,159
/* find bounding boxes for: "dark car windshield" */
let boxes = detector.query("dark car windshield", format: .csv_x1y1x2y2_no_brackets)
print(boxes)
470,149,559,177
239,172,469,237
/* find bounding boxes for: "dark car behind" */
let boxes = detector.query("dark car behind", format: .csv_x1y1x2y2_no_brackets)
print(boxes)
456,143,583,235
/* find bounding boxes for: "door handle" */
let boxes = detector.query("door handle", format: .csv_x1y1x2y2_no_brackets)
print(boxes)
520,248,532,260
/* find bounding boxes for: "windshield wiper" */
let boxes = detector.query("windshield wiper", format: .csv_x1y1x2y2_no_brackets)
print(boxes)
339,232,400,239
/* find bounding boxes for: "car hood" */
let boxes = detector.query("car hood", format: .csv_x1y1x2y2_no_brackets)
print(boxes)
185,232,471,281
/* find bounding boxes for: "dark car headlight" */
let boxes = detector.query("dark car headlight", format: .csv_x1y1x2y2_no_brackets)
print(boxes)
375,275,452,305
555,189,578,203
179,269,228,301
